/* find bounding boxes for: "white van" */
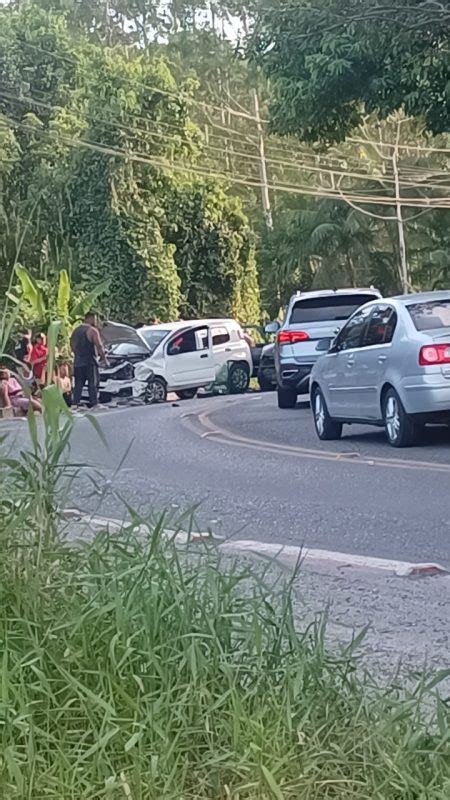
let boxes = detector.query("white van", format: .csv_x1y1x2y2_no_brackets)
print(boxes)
97,318,253,403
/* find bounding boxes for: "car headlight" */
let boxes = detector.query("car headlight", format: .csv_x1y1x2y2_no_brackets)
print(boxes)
134,363,154,382
114,363,134,381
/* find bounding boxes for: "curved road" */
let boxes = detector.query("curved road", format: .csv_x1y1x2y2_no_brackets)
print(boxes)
64,392,450,568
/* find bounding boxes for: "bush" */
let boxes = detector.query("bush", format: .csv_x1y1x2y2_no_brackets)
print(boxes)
0,517,449,798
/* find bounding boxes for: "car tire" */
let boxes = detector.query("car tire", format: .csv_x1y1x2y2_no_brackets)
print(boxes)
177,388,197,400
312,387,343,440
145,377,167,404
383,388,418,447
228,363,250,394
277,385,297,409
258,371,274,392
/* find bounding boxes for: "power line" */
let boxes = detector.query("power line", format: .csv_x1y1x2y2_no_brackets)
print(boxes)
6,116,450,210
4,29,450,162
4,89,450,197
0,32,262,124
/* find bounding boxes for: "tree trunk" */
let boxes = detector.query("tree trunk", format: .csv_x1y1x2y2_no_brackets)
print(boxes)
346,254,357,286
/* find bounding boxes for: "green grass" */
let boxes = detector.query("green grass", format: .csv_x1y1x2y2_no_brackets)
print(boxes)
0,371,449,798
1,519,449,799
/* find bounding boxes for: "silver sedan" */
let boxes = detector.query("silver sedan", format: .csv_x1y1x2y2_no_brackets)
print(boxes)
310,291,450,447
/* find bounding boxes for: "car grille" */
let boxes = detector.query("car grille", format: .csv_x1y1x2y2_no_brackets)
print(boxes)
100,363,134,382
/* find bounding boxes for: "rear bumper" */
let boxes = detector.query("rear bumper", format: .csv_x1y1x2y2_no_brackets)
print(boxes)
276,361,313,393
401,376,450,415
259,362,276,382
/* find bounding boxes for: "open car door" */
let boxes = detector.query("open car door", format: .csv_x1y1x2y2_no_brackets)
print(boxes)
164,324,215,389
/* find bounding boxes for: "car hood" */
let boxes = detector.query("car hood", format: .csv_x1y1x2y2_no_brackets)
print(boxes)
101,321,149,351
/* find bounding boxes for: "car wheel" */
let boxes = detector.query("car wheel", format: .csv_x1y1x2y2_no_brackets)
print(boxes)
177,388,197,400
312,387,343,440
145,377,167,404
383,388,418,447
258,371,274,392
277,385,297,409
228,363,250,394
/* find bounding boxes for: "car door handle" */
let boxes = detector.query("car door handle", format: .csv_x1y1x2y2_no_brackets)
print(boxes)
346,358,355,366
378,355,387,363
225,348,232,352
200,353,208,359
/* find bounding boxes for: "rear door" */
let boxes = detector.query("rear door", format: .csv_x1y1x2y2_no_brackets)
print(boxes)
211,325,232,372
164,326,215,389
357,304,398,419
285,293,379,363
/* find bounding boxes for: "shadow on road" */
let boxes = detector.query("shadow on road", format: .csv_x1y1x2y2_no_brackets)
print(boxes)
337,424,450,450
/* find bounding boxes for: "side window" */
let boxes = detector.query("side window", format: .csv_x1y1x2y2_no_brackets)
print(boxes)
336,307,371,351
212,327,231,346
167,329,197,356
196,327,210,350
362,305,397,347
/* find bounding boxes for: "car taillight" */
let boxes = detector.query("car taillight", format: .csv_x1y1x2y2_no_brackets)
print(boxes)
419,344,450,366
277,330,310,344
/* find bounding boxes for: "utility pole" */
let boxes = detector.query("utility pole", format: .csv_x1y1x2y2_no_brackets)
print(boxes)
392,125,409,293
252,88,273,231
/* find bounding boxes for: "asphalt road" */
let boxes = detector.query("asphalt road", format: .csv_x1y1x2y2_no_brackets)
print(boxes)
3,393,450,679
42,391,450,568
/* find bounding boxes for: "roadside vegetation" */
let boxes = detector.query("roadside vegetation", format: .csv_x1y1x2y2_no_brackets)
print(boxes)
2,0,450,333
1,383,449,798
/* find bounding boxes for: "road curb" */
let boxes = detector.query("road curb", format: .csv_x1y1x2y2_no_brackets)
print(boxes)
62,509,449,579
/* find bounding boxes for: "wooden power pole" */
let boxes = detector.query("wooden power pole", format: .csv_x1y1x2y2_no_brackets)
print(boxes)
393,124,409,293
252,89,273,231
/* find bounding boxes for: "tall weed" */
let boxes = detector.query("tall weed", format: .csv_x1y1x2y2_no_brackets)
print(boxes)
0,324,449,799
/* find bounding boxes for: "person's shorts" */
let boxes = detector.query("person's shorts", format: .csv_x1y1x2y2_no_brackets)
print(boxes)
10,396,30,411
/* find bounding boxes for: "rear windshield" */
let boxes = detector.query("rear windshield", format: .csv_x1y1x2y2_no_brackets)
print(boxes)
407,300,450,331
289,294,376,324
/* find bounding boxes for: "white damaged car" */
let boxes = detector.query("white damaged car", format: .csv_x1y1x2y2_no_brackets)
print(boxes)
98,319,253,403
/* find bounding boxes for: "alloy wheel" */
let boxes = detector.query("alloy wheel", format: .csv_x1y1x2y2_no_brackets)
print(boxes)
314,392,325,436
146,380,166,403
230,367,248,392
385,395,400,442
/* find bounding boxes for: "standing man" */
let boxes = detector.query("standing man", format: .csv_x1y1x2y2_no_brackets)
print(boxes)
70,312,107,409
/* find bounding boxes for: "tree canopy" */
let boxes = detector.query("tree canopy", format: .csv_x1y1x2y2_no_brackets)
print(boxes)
1,0,449,332
0,2,260,325
251,0,450,144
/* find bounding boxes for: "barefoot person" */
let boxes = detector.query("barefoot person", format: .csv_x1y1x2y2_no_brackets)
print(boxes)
70,312,107,409
55,364,73,407
0,367,42,414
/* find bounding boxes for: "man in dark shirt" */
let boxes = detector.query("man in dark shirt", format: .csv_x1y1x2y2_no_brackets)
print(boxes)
70,312,107,409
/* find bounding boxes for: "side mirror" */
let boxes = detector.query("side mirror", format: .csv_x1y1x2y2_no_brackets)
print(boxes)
265,321,280,335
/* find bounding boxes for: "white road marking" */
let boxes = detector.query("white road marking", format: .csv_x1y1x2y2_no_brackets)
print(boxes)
63,510,449,579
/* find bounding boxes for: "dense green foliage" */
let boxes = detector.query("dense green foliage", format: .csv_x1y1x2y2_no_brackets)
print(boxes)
0,2,260,324
1,391,449,797
1,0,450,329
252,0,450,144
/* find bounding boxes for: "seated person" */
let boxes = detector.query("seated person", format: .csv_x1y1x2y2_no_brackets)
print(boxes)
0,367,42,414
55,364,72,407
